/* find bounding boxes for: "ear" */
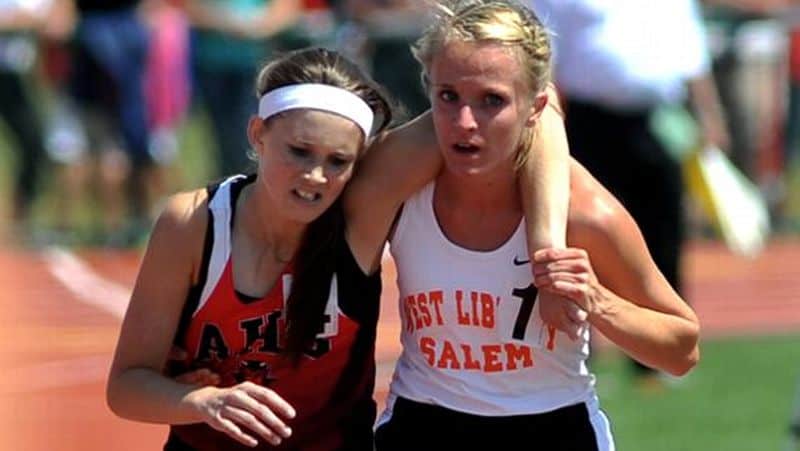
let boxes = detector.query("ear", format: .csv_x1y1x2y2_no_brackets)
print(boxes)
247,115,266,153
524,91,549,127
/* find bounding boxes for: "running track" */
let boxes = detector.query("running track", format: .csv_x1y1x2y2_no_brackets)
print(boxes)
1,239,799,450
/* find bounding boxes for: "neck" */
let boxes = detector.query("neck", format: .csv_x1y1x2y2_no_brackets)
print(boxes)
239,182,305,262
437,165,522,214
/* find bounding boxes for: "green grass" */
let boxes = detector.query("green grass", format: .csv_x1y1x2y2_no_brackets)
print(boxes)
593,334,800,451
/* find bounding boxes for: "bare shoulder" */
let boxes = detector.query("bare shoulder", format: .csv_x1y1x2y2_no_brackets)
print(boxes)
147,188,210,282
565,160,653,277
566,160,633,243
155,188,209,238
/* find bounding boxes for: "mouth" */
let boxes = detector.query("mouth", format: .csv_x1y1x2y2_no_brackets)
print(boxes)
452,142,481,154
292,188,322,203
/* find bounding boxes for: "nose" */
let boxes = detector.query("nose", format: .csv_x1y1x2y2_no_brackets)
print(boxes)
304,164,327,184
456,104,478,131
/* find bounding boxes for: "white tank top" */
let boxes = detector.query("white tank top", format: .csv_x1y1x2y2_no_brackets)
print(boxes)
381,182,596,418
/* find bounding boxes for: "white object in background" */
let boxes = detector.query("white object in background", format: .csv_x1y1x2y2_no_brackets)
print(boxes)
693,146,771,257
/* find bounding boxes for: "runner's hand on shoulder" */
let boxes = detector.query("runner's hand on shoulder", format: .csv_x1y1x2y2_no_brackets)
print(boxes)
533,248,594,339
533,248,602,324
536,290,588,341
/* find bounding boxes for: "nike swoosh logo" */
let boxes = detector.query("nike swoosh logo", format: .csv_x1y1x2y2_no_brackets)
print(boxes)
513,256,531,266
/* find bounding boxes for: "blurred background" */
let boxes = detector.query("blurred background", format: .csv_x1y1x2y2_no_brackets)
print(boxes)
0,1,799,450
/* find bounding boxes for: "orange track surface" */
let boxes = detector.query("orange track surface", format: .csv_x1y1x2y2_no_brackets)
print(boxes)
2,239,799,450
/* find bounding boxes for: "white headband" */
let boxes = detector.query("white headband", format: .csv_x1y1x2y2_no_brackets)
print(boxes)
258,83,374,138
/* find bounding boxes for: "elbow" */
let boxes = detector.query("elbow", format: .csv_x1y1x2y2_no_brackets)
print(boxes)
106,374,124,418
666,321,701,377
106,367,134,419
666,345,699,377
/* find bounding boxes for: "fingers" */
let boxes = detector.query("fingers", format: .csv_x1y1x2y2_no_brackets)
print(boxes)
537,291,587,341
219,405,285,447
244,383,296,420
559,319,581,341
549,280,590,305
212,415,259,448
533,247,588,264
228,384,294,440
533,257,590,277
566,303,589,323
199,383,296,448
534,271,589,290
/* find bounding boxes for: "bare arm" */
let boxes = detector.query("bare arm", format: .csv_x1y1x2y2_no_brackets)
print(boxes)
519,87,587,338
535,163,700,375
107,191,295,447
687,73,730,152
107,191,214,424
520,85,569,252
344,111,442,273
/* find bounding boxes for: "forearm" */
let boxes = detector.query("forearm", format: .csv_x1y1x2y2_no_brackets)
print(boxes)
107,368,207,425
520,91,570,251
687,74,729,149
590,286,700,375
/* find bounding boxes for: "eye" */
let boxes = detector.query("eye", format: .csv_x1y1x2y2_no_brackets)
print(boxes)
438,89,458,103
484,93,506,107
327,155,354,170
288,145,310,159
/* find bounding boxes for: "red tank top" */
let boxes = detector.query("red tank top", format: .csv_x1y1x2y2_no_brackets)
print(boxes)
166,176,381,451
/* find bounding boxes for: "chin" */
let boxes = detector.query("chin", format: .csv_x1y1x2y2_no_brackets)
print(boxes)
287,202,335,224
443,161,489,177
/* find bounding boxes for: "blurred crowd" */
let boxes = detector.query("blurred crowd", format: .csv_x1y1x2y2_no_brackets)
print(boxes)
0,0,799,247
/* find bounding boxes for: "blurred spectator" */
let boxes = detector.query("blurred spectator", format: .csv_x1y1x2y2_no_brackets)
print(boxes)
183,0,302,178
530,0,729,387
141,0,190,208
67,0,154,245
0,0,73,234
341,0,430,117
789,13,800,172
703,0,791,216
40,25,88,243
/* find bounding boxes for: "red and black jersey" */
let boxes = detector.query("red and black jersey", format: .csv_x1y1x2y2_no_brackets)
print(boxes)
165,175,381,451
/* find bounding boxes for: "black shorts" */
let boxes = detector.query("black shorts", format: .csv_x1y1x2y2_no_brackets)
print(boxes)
375,397,608,451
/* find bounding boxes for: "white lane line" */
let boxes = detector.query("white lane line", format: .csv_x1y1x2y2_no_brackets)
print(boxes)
3,354,111,394
43,246,131,319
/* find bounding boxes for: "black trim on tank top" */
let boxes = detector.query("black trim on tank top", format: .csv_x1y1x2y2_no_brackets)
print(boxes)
228,173,255,236
336,238,381,324
228,174,262,304
169,181,218,374
234,289,263,304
